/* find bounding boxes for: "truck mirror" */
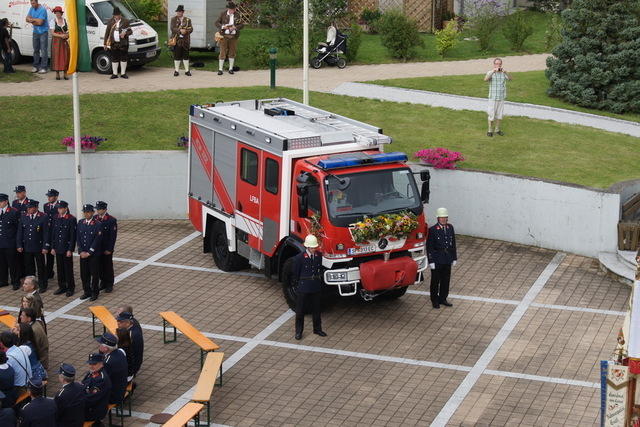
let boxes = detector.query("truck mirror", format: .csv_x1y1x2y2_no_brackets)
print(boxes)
421,181,430,204
420,170,430,181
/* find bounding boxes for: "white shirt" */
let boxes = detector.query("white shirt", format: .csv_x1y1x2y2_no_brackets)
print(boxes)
224,11,235,35
113,19,121,42
6,345,32,386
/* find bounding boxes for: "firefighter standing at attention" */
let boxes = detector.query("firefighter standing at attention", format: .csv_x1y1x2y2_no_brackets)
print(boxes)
426,207,457,309
293,235,327,340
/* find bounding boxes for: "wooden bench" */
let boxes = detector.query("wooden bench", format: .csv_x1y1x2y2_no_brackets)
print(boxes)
191,352,224,427
163,402,204,427
0,313,17,329
159,312,221,370
89,306,118,337
107,382,134,426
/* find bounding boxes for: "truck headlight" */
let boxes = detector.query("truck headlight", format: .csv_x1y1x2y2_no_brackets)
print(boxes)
326,271,347,282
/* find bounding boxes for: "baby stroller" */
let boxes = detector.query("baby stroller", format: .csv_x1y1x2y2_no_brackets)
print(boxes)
311,26,348,69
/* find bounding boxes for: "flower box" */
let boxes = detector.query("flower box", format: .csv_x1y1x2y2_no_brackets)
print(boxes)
66,146,96,153
349,212,419,244
61,136,105,151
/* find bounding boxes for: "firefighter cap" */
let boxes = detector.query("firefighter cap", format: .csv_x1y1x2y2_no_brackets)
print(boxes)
436,207,449,218
303,234,319,248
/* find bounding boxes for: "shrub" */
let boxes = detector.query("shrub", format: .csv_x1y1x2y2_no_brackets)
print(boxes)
415,148,465,169
127,0,162,21
310,0,348,30
345,23,362,62
360,8,382,24
376,10,424,60
258,0,303,56
247,40,272,68
435,20,459,57
546,0,640,114
502,10,534,51
467,0,507,51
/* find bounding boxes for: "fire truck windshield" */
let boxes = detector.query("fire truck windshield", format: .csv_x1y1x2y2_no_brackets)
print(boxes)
324,167,422,227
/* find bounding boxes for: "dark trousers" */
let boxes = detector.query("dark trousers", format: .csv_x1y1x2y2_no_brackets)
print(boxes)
430,264,451,303
55,253,75,292
23,251,47,289
15,251,24,279
99,253,114,290
295,292,322,334
0,248,18,287
80,255,100,297
45,252,55,279
2,50,14,73
173,43,190,60
110,44,128,62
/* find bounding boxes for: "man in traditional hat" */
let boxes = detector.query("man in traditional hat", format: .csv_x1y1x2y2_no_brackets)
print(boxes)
19,378,57,426
55,363,86,427
0,193,21,290
95,201,117,293
17,199,49,292
103,7,132,79
51,201,77,297
81,353,111,424
170,5,193,76
77,204,102,301
214,2,244,75
43,188,60,280
292,234,327,340
97,332,128,406
426,207,457,309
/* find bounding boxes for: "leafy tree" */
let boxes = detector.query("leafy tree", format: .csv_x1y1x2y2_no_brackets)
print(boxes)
376,10,424,60
345,23,363,62
501,10,534,51
467,0,507,51
546,0,640,113
435,20,460,57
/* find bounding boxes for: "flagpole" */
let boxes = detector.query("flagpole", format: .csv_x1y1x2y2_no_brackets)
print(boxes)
302,0,309,105
72,73,83,217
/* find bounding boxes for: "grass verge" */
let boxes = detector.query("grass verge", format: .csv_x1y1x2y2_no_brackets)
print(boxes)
0,70,41,83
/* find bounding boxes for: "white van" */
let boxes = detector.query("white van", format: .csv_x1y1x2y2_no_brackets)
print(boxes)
166,0,225,50
1,0,161,73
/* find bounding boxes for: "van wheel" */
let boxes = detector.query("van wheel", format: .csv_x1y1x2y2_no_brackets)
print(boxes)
210,222,247,271
92,50,112,74
10,40,21,64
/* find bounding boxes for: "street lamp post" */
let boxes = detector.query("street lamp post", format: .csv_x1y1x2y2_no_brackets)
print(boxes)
303,0,309,105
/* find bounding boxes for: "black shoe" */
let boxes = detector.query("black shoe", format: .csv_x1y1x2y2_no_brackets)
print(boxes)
314,331,327,337
63,76,68,80
105,287,113,294
228,69,234,75
53,288,66,295
48,274,54,279
440,300,453,307
90,294,98,302
496,130,504,136
66,290,74,297
120,74,128,79
432,302,440,309
217,70,223,75
185,71,192,76
487,132,493,137
110,74,118,79
79,293,91,300
56,76,60,80
295,332,302,340
39,286,47,293
173,71,179,76
99,285,106,290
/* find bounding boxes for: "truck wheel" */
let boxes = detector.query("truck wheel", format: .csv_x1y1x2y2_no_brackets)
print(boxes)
211,222,247,272
281,257,298,310
10,40,21,64
381,286,408,300
92,50,112,74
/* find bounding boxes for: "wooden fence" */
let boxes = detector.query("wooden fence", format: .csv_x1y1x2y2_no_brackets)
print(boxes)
619,222,640,251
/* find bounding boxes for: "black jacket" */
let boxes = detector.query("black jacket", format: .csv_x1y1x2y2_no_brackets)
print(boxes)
19,396,57,427
82,369,111,422
104,349,128,405
293,251,323,294
426,223,457,265
55,381,86,427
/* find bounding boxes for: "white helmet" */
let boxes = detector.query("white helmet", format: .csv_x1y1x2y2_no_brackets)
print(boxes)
303,234,319,248
436,207,449,218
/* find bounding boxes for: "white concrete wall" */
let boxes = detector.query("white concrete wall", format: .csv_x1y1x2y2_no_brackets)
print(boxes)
0,151,188,219
421,167,620,257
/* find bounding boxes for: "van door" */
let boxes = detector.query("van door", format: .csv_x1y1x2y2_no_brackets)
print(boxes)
260,153,281,256
236,143,262,250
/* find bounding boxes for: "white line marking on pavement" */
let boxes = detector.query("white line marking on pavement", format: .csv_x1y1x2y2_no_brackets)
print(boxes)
529,303,626,316
407,290,519,306
149,261,264,278
46,231,201,322
430,252,566,427
484,369,600,388
71,252,143,264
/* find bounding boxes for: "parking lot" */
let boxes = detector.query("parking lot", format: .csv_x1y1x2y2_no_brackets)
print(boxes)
0,220,629,426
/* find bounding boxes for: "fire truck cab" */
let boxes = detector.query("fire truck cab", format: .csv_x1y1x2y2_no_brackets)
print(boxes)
188,98,430,308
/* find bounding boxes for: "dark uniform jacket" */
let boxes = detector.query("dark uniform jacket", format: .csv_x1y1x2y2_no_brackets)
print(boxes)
0,206,20,249
129,325,144,376
11,198,30,214
293,250,323,294
214,10,244,38
76,218,102,254
104,17,132,48
104,349,128,405
43,201,59,220
82,369,111,421
55,381,86,427
17,212,49,253
170,15,193,48
51,213,77,253
426,223,457,265
19,396,57,427
94,214,117,253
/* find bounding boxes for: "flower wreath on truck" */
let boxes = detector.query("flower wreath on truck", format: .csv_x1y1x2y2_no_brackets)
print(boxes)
350,211,419,244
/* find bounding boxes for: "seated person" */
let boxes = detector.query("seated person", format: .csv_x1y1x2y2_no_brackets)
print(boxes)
0,351,16,408
96,332,128,406
18,378,56,426
81,353,111,424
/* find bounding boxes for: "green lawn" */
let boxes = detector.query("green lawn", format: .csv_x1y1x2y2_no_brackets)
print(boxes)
0,70,40,83
148,11,552,71
369,71,640,123
1,86,639,188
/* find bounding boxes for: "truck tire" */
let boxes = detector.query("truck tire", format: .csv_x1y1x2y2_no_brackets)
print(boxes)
10,40,21,64
92,50,112,74
281,257,298,310
210,222,247,272
380,286,408,300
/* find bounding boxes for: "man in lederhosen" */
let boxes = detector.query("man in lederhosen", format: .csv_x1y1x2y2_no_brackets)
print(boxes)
170,5,193,76
43,188,60,280
293,235,327,340
215,2,243,75
104,7,132,79
426,207,457,309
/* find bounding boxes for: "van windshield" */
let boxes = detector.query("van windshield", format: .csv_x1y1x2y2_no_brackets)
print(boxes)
91,0,139,24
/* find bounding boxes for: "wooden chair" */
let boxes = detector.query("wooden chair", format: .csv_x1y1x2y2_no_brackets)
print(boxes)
159,312,221,374
89,306,117,337
162,402,204,427
191,352,224,427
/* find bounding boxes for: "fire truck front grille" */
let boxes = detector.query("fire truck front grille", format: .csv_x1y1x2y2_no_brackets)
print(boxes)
341,250,410,268
287,136,322,150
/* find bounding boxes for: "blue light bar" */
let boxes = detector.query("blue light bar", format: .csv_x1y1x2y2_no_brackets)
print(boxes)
317,157,361,169
370,152,408,163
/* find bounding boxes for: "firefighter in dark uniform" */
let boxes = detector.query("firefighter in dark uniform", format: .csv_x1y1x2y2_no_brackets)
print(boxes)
426,207,457,309
17,200,49,292
0,193,21,290
95,201,117,293
81,353,112,424
97,332,128,406
12,185,29,280
51,201,77,297
77,204,103,301
293,234,327,340
116,312,144,378
55,363,86,427
43,189,60,280
19,378,57,426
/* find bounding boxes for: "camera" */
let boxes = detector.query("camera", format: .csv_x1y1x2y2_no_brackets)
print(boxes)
498,67,503,72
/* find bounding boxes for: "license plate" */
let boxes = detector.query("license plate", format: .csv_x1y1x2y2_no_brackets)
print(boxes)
145,51,155,58
347,245,376,256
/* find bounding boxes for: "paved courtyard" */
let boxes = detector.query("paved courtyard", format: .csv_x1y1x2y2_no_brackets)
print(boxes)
0,220,629,426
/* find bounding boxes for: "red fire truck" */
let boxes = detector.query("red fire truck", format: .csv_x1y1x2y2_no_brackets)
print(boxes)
187,98,430,308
